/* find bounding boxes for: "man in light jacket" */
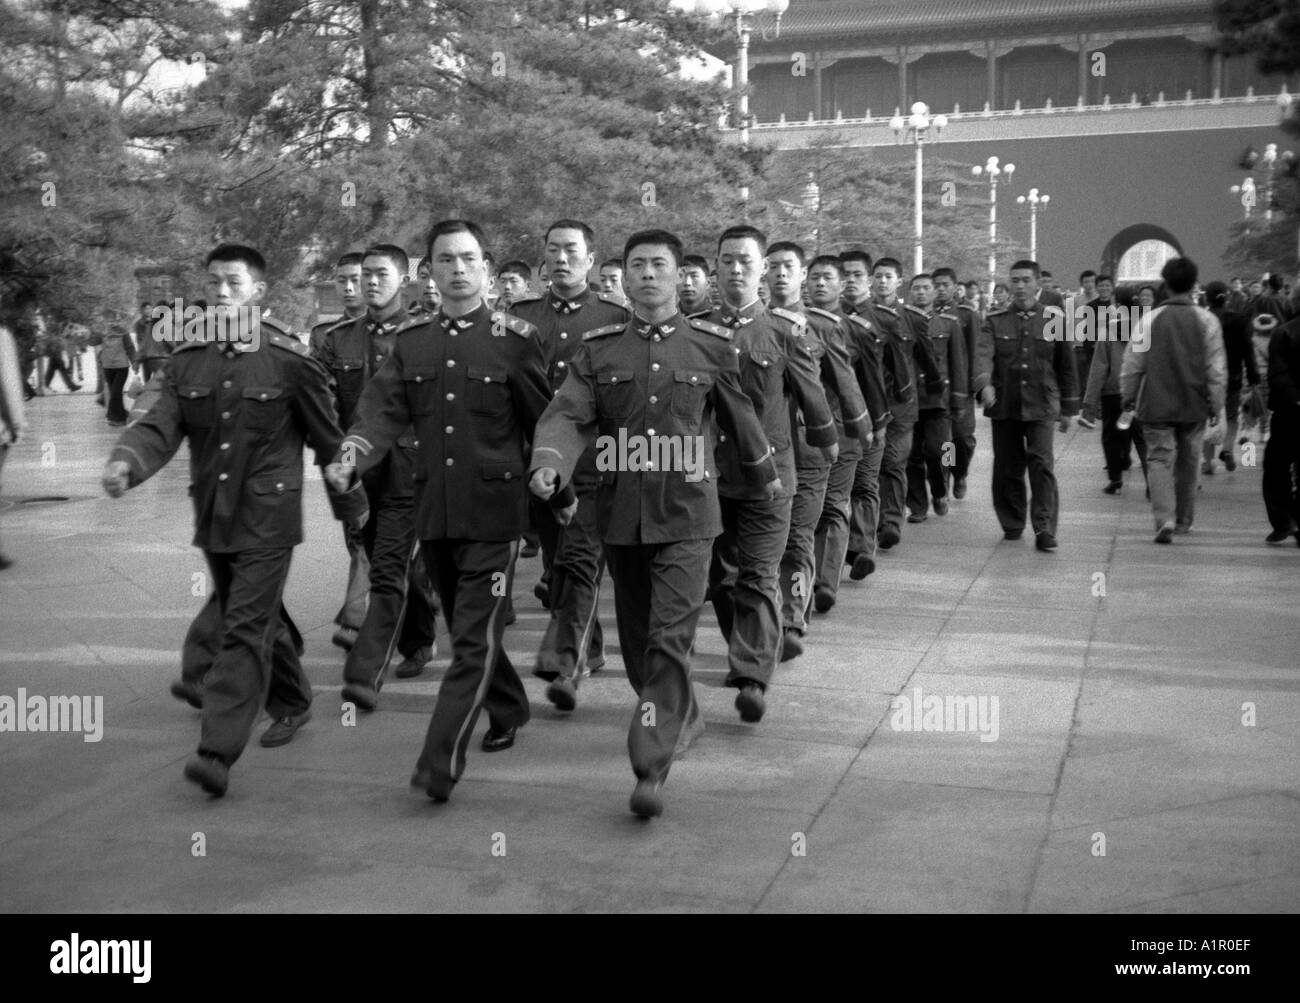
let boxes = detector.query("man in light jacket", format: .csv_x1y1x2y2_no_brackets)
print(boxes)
1120,258,1226,543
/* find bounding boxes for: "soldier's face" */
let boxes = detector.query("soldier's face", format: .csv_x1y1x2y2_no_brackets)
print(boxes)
430,232,488,303
765,250,804,304
418,267,440,309
870,266,899,301
992,285,1010,308
336,264,362,309
1009,268,1039,307
624,243,678,312
1082,276,1096,296
933,274,956,303
1231,278,1243,292
841,261,870,301
499,273,529,303
545,229,594,289
910,277,934,309
807,264,842,307
206,260,265,309
679,266,708,303
717,237,765,304
599,267,624,298
362,254,407,310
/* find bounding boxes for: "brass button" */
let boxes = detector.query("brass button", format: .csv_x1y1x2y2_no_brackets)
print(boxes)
447,359,456,368
221,411,231,420
445,458,454,466
482,375,492,383
719,433,727,442
560,332,568,340
445,426,454,434
651,363,660,372
415,376,423,383
504,471,512,480
259,392,268,400
218,472,228,481
275,481,284,490
220,442,230,451
649,395,658,404
446,392,455,400
557,361,566,368
652,334,661,341
690,376,698,383
647,428,655,436
610,376,618,384
222,380,232,389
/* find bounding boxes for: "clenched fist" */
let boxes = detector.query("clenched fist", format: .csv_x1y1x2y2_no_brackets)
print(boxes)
101,460,131,498
324,461,354,494
530,467,559,501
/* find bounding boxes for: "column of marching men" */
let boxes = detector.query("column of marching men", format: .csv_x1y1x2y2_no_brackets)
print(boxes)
101,219,1084,819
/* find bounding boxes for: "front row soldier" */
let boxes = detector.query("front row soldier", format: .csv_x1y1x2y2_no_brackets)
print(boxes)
101,244,369,797
972,260,1079,552
326,220,574,805
529,228,778,819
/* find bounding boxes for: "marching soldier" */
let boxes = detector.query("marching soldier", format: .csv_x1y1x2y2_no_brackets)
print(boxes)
318,244,438,710
973,260,1079,551
309,253,364,358
529,228,777,818
706,226,836,724
906,273,968,522
101,244,369,796
807,255,891,610
931,267,981,499
326,220,573,804
765,242,867,660
678,255,714,317
510,220,629,711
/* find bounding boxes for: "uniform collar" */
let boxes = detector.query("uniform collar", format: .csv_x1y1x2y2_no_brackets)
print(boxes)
719,298,763,327
632,313,680,339
365,301,406,336
437,302,487,331
548,287,589,315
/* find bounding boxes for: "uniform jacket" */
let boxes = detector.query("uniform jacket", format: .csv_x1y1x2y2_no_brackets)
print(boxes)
975,299,1081,421
787,305,868,464
937,301,981,395
704,300,836,500
918,308,968,412
338,303,570,542
509,288,630,396
1120,296,1226,424
530,314,776,545
1213,306,1260,395
846,298,943,426
831,308,892,435
109,318,367,553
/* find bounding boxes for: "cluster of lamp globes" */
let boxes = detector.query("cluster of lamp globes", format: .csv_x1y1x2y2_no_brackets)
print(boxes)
669,0,790,19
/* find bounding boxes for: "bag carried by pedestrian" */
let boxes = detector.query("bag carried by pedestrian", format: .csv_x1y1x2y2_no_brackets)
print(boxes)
124,368,145,399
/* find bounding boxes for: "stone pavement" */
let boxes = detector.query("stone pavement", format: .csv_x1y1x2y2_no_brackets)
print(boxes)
1,391,1297,913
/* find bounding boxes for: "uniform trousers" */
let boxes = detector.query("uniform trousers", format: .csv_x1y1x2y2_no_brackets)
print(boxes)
906,408,952,515
780,454,831,635
196,547,303,764
990,418,1059,536
1144,422,1204,531
710,493,793,689
1263,404,1300,534
878,420,914,538
606,538,710,786
536,483,605,681
845,434,886,561
414,539,528,790
813,441,862,597
952,396,977,481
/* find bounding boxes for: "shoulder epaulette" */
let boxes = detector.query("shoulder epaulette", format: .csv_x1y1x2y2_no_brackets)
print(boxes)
684,308,713,319
393,314,433,336
769,306,807,328
582,323,625,341
265,326,309,356
957,302,979,313
844,313,874,331
492,311,537,338
986,308,1009,318
597,292,630,311
688,317,732,341
805,306,840,323
904,304,929,319
873,303,897,316
509,294,544,309
317,315,354,336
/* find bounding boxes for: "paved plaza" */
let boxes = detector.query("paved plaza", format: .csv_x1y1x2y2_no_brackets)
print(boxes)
1,391,1297,913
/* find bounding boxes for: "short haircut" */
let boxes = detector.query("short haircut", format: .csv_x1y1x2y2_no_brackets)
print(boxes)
1096,273,1114,285
499,260,532,282
1267,272,1284,292
1160,257,1198,293
872,257,902,276
1009,259,1040,277
336,252,364,268
600,258,624,272
839,249,872,271
809,255,845,276
426,220,489,262
931,267,958,282
362,243,410,276
1079,269,1097,282
623,229,683,269
1040,269,1054,279
682,254,710,273
545,219,596,252
910,272,933,286
766,240,806,266
205,243,266,280
717,225,768,255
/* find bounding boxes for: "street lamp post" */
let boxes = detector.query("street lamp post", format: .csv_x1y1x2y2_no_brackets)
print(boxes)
687,0,790,204
1016,187,1050,261
890,101,947,274
1230,176,1257,222
971,156,1013,293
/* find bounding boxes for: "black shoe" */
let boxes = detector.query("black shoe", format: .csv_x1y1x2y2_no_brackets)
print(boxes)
735,681,766,723
520,539,539,558
952,476,967,499
481,724,518,752
260,709,311,748
331,625,359,651
0,554,11,571
780,629,804,662
1103,480,1122,495
1265,529,1293,545
183,753,229,797
1154,524,1174,545
341,681,378,712
878,528,900,550
410,768,452,802
1003,529,1023,541
933,498,949,516
394,645,434,679
849,554,875,580
170,679,203,709
906,512,927,524
1035,532,1058,552
533,582,550,608
1219,450,1237,472
546,677,578,711
813,585,836,613
629,777,664,819
844,550,857,567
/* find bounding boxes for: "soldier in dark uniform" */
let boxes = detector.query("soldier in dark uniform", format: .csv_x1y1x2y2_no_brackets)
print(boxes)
906,273,967,522
101,244,368,796
678,254,714,318
765,242,867,660
807,255,891,612
973,260,1079,551
509,220,629,711
932,267,981,499
326,219,573,804
529,228,777,818
309,253,364,358
317,244,438,709
706,226,836,724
